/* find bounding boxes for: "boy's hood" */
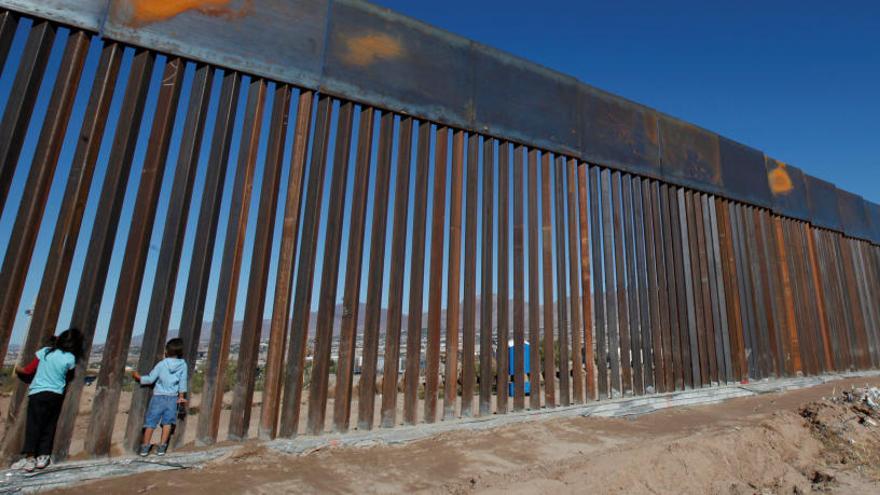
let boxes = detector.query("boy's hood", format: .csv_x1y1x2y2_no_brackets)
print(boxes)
164,358,186,372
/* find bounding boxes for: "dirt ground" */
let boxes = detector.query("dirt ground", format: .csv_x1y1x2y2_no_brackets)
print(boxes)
45,376,880,494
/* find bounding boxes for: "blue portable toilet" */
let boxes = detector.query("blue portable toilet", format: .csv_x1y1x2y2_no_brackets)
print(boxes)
507,339,531,397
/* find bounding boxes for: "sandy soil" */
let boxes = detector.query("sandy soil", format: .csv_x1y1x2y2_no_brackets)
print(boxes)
48,376,880,494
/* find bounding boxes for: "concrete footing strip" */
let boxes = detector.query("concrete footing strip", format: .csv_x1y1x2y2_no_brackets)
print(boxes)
2,370,878,493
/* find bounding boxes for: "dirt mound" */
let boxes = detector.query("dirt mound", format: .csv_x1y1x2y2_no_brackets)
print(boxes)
799,386,880,486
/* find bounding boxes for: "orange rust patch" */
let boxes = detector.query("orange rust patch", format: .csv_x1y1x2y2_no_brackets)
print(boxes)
124,0,252,25
768,162,794,195
339,33,404,67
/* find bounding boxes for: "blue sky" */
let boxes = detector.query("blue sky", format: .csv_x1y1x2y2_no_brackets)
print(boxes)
1,1,878,346
372,0,880,201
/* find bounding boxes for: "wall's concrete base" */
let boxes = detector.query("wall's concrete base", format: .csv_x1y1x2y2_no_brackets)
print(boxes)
2,370,878,493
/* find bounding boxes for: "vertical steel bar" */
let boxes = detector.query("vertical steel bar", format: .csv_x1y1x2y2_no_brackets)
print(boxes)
304,96,357,429
513,144,526,410
590,167,608,398
682,191,705,386
479,137,495,416
422,124,449,419
633,179,654,392
307,100,356,434
527,149,543,409
174,71,242,445
672,188,694,388
658,186,680,389
611,172,631,395
644,181,665,392
84,57,185,456
195,77,266,446
401,121,431,424
123,64,214,450
601,169,621,396
621,175,643,394
804,223,834,371
459,132,478,418
0,31,89,367
278,95,334,438
85,55,183,456
566,159,584,403
577,164,594,400
357,111,395,429
652,183,673,391
554,156,571,405
495,141,510,413
540,152,556,407
718,200,746,381
379,116,414,427
333,107,376,431
695,195,719,383
228,83,291,440
0,20,55,217
707,199,732,382
441,129,464,420
0,11,18,71
0,40,122,460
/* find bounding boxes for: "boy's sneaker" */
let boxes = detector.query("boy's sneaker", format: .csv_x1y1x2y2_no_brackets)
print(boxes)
139,444,151,457
156,444,168,456
35,455,50,470
11,457,35,472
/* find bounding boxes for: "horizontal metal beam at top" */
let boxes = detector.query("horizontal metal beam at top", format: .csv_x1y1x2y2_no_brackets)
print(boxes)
0,0,876,244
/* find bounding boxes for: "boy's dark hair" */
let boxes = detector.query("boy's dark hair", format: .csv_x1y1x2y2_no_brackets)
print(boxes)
47,328,84,363
165,338,184,359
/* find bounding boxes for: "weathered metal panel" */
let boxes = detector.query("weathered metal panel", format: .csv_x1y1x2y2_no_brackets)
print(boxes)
0,0,107,31
764,157,810,222
804,174,842,232
579,86,661,179
717,137,771,209
103,0,327,89
323,0,473,129
659,115,723,195
473,44,578,155
838,190,873,241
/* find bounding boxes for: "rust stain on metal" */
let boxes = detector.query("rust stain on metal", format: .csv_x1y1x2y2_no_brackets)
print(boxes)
768,161,794,195
339,32,404,67
122,0,253,25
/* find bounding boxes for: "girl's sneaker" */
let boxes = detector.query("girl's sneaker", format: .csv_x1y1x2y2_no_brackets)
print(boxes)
156,444,168,456
35,455,50,470
11,457,35,472
139,444,151,457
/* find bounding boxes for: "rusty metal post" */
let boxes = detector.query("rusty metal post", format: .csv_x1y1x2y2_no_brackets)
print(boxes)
479,137,495,416
539,152,555,407
423,127,449,423
401,121,431,424
258,89,313,439
174,71,243,446
441,129,465,420
333,107,377,431
124,64,214,451
0,39,122,462
357,111,395,430
0,20,55,218
228,84,291,441
306,100,355,435
195,78,267,445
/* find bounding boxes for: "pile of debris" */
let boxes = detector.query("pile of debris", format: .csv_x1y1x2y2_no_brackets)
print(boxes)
800,386,880,482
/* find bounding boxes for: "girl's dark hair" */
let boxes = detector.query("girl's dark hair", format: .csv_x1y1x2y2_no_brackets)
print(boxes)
47,328,84,363
165,338,184,359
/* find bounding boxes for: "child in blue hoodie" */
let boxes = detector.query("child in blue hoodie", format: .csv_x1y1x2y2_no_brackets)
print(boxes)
132,338,187,456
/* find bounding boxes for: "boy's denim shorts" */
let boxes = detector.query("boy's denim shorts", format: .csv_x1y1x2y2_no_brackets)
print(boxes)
144,394,178,428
